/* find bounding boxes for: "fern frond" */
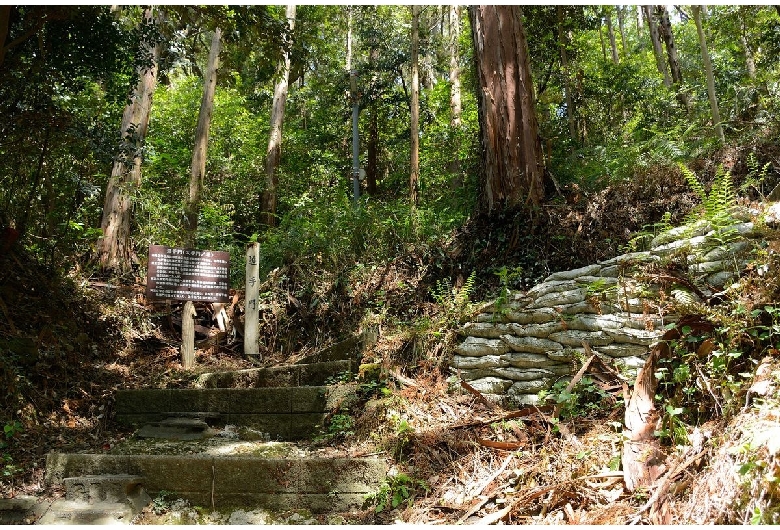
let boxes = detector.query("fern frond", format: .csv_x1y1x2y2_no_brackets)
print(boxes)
678,163,707,203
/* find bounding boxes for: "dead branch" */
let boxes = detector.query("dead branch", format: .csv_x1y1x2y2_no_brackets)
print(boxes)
460,379,500,410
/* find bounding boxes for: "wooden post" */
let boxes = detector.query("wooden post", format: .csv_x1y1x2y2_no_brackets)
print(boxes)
244,243,260,359
181,301,196,369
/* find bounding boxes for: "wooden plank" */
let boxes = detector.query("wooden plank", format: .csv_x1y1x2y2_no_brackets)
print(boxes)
181,301,196,369
244,243,260,359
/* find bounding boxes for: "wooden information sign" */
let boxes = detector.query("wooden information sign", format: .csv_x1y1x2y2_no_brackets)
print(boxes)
146,245,230,303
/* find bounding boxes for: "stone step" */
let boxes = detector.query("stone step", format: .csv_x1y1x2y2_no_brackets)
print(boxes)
63,474,150,511
116,386,331,440
195,359,354,389
36,499,138,525
46,453,387,514
135,417,211,440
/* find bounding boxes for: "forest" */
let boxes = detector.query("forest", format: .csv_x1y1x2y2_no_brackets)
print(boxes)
1,4,780,525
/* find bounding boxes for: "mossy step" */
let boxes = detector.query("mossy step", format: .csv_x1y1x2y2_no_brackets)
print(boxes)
195,359,353,389
116,387,331,440
46,453,387,514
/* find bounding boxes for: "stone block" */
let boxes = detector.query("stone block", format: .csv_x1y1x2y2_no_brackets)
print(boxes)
491,367,555,381
596,343,649,358
528,288,587,309
605,327,661,345
527,279,578,298
565,314,626,331
507,321,565,338
466,377,513,394
545,264,603,282
115,389,171,415
506,391,542,407
548,330,613,347
507,379,551,394
452,355,508,370
501,335,563,353
454,337,510,357
459,322,513,339
502,352,560,368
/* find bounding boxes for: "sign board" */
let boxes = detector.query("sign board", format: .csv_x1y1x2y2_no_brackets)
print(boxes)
146,245,230,302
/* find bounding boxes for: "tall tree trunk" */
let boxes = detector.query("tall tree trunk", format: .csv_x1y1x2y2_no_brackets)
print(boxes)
448,4,463,186
636,5,643,41
740,7,756,80
656,6,681,85
260,6,296,227
606,8,619,64
643,5,671,88
97,8,160,273
470,5,545,211
366,41,379,195
184,27,221,245
598,24,607,62
558,6,577,144
617,5,628,56
410,5,420,209
692,6,724,145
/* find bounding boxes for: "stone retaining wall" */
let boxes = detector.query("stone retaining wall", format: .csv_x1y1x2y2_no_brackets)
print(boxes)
453,215,763,407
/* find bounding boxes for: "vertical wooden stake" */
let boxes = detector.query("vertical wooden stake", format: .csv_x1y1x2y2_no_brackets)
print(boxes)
181,300,196,369
245,243,260,359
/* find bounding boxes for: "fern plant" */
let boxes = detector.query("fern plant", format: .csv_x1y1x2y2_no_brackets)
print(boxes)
678,163,737,226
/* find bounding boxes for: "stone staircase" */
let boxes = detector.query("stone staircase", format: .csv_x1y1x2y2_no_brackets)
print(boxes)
39,334,387,524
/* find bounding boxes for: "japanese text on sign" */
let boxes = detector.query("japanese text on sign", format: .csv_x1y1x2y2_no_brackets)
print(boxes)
146,245,230,302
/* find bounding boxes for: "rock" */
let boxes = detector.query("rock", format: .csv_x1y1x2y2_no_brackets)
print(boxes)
605,327,661,345
452,355,508,370
466,377,514,394
528,288,587,309
527,279,578,298
547,348,581,362
650,220,712,248
596,344,649,358
554,300,603,314
701,241,751,262
507,321,565,338
459,322,513,339
600,251,657,267
455,337,510,357
502,308,560,325
652,235,710,255
548,330,613,347
545,264,603,282
501,335,563,353
705,270,736,288
506,391,542,407
492,367,556,381
501,352,563,368
598,264,621,278
764,202,780,229
688,260,729,274
565,314,626,331
508,379,552,394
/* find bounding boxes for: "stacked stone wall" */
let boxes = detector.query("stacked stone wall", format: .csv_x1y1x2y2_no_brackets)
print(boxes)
453,216,762,406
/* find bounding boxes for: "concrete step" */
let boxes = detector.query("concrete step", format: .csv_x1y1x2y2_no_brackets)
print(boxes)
46,453,387,514
36,499,138,525
116,386,331,440
0,496,49,524
195,359,354,389
63,474,150,511
135,417,211,440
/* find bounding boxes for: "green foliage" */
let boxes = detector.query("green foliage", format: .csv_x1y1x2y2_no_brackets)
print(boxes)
1,421,24,478
539,376,614,420
679,163,737,225
366,472,430,513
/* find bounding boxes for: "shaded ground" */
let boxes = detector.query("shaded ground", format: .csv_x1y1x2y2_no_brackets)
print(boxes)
2,154,779,523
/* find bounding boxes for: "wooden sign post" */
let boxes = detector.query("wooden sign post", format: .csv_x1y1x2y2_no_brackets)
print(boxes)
244,243,260,359
146,245,230,369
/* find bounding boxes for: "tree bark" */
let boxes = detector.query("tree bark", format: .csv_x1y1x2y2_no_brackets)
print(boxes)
692,6,724,145
606,8,619,64
185,27,221,245
410,4,420,209
643,5,671,88
97,8,160,273
260,5,296,227
656,5,690,109
470,5,545,211
448,5,463,186
557,6,577,144
617,5,628,57
740,7,756,80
